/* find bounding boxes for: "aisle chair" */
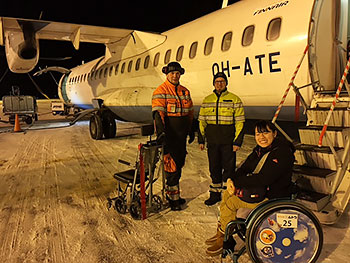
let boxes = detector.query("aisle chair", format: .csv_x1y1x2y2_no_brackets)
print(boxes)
107,124,165,219
222,198,323,263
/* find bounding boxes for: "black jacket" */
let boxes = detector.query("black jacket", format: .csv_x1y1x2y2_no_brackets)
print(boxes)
232,137,295,199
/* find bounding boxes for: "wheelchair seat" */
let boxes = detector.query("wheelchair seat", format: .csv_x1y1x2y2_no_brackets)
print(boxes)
113,169,150,185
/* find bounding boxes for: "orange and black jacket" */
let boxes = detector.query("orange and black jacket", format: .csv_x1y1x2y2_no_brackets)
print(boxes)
152,79,194,141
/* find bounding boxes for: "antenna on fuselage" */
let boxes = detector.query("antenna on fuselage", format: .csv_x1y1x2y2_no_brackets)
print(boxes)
222,0,228,8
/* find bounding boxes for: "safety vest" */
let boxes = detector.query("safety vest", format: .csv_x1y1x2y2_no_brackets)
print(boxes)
152,80,193,116
198,89,245,144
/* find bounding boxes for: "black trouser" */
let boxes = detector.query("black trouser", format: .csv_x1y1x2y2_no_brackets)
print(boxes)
164,139,186,186
207,143,236,192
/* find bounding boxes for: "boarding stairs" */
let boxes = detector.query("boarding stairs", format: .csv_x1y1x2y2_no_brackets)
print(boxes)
272,45,350,224
293,93,350,224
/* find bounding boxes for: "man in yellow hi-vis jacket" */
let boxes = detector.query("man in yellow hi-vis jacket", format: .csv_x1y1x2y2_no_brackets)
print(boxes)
198,72,245,206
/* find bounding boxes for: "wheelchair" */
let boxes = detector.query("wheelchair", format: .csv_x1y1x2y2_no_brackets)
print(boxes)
107,125,166,219
222,198,323,263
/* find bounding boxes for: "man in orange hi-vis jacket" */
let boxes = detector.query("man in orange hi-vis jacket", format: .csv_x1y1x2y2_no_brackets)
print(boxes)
152,61,195,211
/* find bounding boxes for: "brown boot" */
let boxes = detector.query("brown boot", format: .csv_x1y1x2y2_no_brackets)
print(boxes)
206,231,224,256
205,228,221,246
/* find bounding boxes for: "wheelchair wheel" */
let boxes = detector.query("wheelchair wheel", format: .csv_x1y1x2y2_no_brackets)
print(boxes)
152,195,163,211
130,201,142,220
114,197,127,214
245,200,323,263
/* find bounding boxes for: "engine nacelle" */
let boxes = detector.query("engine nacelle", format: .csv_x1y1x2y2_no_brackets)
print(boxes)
5,30,39,73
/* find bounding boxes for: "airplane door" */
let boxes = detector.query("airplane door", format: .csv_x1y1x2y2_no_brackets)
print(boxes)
309,0,346,92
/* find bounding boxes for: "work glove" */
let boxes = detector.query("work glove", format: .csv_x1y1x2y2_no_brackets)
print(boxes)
156,132,166,145
188,131,195,144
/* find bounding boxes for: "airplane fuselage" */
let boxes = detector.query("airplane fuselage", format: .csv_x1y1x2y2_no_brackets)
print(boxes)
59,0,341,123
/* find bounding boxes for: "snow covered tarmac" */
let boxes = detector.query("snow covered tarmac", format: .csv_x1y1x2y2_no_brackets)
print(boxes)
0,117,349,263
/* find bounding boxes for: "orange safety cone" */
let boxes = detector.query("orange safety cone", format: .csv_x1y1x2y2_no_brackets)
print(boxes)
13,114,22,132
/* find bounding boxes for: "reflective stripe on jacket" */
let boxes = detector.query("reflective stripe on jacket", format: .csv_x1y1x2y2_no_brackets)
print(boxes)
198,90,245,145
152,79,194,121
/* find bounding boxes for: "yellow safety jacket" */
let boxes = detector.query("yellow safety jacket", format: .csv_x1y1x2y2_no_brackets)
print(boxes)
198,89,245,145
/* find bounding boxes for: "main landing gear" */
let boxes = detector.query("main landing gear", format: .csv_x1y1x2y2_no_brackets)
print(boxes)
89,109,116,140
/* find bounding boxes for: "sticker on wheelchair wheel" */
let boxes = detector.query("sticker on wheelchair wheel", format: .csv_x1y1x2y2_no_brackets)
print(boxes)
276,213,298,228
261,245,274,258
259,228,276,245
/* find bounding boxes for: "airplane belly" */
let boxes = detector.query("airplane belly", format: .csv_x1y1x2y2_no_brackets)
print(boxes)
65,83,95,109
103,87,156,123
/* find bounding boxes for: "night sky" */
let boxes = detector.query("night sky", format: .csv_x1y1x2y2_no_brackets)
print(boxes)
0,0,238,99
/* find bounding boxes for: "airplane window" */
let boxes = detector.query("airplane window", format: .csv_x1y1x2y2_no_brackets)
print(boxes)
267,18,281,41
204,37,214,56
99,68,103,79
164,49,171,64
128,61,133,72
136,58,141,71
115,64,119,75
221,32,232,51
104,68,108,78
109,66,113,76
154,52,160,67
84,73,87,81
144,55,150,69
189,41,198,59
242,25,255,46
176,46,184,61
121,62,126,73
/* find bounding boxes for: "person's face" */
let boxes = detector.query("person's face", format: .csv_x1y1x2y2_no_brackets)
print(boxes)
214,77,227,93
255,126,277,148
167,71,181,84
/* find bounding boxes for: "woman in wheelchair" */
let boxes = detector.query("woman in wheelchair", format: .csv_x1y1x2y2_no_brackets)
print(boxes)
205,120,295,256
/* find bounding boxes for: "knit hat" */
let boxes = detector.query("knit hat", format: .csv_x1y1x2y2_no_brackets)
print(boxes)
213,72,228,85
162,62,185,75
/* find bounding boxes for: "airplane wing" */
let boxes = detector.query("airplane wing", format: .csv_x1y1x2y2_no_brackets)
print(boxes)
0,17,166,57
0,17,133,48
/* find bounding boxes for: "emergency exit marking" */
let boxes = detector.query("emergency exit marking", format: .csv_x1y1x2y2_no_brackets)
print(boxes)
276,213,298,228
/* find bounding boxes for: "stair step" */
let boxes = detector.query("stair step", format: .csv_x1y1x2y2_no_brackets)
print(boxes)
296,189,331,211
307,108,350,127
294,144,343,170
298,126,350,147
293,165,336,194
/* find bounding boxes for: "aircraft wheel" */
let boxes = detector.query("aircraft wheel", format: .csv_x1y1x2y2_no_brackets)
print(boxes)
114,197,127,214
25,116,33,124
102,111,116,139
89,114,103,140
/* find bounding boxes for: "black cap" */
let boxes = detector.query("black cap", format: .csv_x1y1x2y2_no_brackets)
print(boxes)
213,72,228,85
162,62,185,75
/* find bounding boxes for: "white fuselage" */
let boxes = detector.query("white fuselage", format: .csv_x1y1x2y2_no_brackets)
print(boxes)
58,0,348,123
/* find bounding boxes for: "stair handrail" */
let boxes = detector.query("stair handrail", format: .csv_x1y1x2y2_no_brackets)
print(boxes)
272,44,309,141
318,56,350,147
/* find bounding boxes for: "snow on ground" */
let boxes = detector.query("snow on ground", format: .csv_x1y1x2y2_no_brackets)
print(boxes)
0,114,349,263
